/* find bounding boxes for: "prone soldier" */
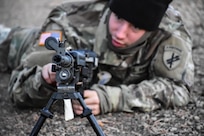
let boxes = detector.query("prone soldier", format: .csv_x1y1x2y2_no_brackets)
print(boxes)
0,0,194,115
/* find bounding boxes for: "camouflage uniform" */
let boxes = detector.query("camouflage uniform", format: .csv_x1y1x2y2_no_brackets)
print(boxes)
3,1,194,113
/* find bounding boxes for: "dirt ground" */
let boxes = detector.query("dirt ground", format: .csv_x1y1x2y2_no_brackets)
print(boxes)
0,0,204,136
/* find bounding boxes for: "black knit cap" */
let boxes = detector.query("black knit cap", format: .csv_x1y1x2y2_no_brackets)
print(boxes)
109,0,173,31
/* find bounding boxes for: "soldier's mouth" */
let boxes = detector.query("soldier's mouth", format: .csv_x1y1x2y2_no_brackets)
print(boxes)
112,39,125,48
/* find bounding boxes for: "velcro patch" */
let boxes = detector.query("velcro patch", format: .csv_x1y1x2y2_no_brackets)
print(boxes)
163,45,182,70
39,31,62,46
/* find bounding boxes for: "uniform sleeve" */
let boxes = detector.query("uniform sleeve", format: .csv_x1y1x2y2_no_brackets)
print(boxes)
8,65,57,108
91,77,190,114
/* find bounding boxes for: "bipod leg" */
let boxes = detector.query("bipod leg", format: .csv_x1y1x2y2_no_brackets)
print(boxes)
76,92,105,136
30,92,59,136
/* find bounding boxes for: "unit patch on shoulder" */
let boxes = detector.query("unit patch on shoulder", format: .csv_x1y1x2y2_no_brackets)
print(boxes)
39,31,62,46
163,45,182,70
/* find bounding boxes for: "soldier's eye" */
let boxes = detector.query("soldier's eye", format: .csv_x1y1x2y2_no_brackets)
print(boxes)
114,14,123,20
131,25,141,32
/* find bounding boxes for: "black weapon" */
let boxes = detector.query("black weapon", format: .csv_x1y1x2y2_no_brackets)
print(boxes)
30,37,105,136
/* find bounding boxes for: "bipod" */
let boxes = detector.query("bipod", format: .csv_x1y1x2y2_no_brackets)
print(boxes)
30,92,105,136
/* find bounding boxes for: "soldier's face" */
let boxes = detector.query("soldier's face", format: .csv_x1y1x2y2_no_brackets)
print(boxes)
108,12,146,48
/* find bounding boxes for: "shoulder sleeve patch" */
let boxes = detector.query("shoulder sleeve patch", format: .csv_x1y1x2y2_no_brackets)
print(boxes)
163,45,182,70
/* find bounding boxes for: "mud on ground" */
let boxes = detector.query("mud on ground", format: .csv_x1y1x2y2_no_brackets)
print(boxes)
0,0,204,135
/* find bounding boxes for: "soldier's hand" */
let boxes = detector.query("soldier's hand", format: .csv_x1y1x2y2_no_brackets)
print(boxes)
72,90,100,115
42,63,56,84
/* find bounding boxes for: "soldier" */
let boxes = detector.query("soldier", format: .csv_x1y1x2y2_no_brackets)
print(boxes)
1,0,194,115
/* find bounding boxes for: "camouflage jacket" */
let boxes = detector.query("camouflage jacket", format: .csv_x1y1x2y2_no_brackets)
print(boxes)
7,1,194,114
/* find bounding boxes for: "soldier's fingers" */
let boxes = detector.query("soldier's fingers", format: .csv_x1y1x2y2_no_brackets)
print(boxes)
42,63,56,84
84,90,100,104
42,64,52,84
72,100,83,115
48,65,56,82
85,104,100,115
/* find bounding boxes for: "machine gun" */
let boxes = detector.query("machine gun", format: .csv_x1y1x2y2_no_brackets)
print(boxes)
30,37,105,136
